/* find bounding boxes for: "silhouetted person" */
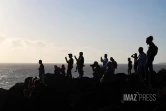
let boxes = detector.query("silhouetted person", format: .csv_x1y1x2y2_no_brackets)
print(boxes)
65,53,74,79
54,65,61,75
74,52,84,78
131,53,138,73
38,60,45,84
128,58,132,75
110,57,117,74
101,54,108,70
145,36,158,87
75,61,78,72
91,61,102,81
61,64,66,76
54,65,57,74
137,47,147,82
101,61,115,83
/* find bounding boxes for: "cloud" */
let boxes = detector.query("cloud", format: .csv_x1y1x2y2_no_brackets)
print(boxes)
12,40,23,47
0,36,6,43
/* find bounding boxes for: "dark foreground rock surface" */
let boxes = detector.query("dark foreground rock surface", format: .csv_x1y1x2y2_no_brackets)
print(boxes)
1,69,166,111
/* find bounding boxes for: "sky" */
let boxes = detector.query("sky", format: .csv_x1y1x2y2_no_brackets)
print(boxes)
0,0,166,64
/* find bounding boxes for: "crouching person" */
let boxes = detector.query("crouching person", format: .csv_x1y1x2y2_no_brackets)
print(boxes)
91,61,102,82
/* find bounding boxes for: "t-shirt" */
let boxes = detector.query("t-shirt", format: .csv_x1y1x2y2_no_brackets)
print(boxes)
102,58,108,68
39,64,45,76
111,61,117,69
128,61,132,68
68,58,74,69
138,52,147,68
78,56,84,67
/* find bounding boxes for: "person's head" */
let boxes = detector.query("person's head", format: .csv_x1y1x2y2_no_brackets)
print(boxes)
138,47,144,54
104,54,107,58
39,60,42,64
134,53,137,57
110,57,114,61
94,61,98,66
79,52,83,56
146,36,153,45
128,58,131,61
68,53,73,58
54,65,57,69
62,64,65,68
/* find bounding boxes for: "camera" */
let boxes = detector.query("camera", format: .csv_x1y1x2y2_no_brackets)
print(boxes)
90,64,95,67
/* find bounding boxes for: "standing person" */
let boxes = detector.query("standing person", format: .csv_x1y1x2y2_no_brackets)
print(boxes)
131,53,138,73
110,57,117,74
74,52,84,78
101,54,108,70
137,47,147,82
145,36,158,87
65,54,74,79
38,60,45,84
128,58,132,75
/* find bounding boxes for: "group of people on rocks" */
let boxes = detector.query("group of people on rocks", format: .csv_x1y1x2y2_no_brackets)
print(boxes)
128,36,158,86
37,36,158,87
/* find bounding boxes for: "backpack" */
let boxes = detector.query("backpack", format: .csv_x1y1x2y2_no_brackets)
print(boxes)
114,61,118,69
153,45,158,57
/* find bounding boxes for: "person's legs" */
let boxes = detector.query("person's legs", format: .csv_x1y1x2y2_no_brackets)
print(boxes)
69,68,72,79
128,69,130,75
67,69,69,78
75,65,78,72
138,68,143,82
145,58,154,87
148,59,154,87
78,67,83,78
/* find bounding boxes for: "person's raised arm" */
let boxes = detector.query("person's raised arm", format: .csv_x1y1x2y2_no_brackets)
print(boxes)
65,57,68,63
74,56,78,61
101,57,103,62
131,54,134,58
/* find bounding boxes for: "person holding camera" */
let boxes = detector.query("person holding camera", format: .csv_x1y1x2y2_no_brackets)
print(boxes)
91,61,102,81
74,52,84,78
65,53,74,79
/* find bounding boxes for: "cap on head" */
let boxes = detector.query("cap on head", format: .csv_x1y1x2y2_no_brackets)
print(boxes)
68,53,73,57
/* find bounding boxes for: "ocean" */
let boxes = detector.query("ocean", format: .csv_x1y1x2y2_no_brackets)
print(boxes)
0,63,165,89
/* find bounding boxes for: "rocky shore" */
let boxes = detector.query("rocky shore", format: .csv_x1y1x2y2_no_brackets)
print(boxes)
0,69,166,111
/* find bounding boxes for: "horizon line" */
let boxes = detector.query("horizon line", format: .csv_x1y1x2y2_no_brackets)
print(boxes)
0,62,164,65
